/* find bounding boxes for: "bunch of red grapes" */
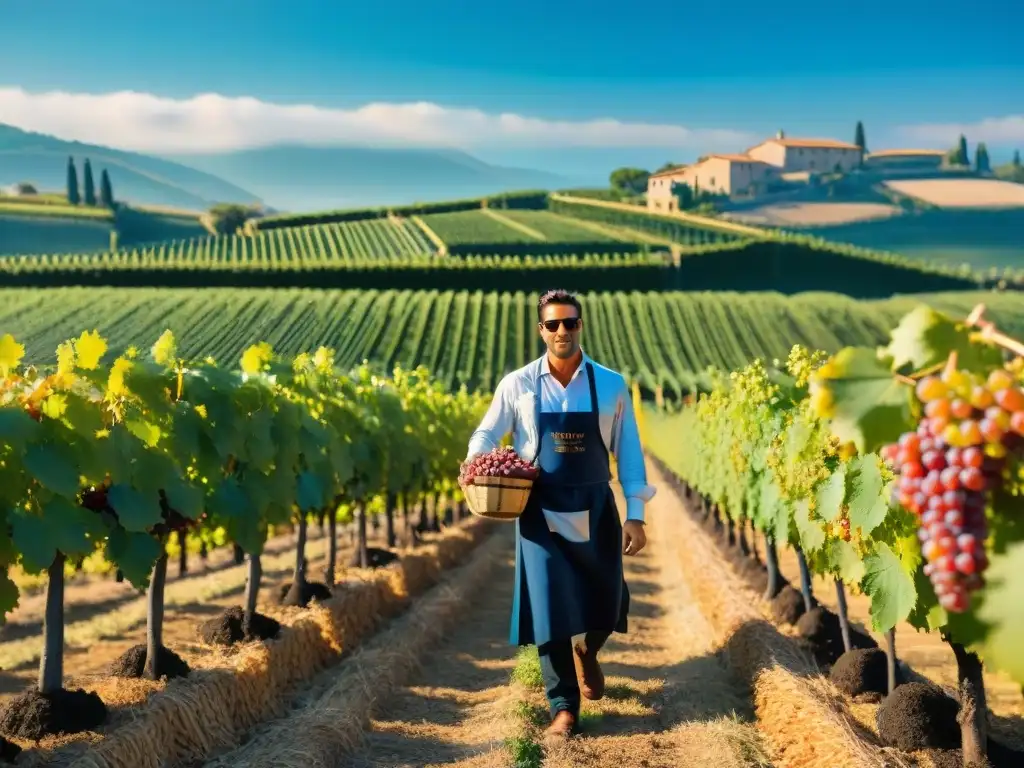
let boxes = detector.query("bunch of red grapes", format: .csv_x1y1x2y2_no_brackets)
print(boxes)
459,447,539,485
881,367,1024,613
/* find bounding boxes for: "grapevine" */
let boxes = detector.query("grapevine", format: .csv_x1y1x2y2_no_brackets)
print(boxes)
0,327,487,740
646,301,1024,768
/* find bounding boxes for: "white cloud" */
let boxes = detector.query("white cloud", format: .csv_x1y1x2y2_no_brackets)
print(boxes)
895,115,1024,147
0,86,756,154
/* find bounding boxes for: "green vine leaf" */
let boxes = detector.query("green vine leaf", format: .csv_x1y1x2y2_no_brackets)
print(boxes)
883,305,1003,373
815,347,914,455
861,542,918,633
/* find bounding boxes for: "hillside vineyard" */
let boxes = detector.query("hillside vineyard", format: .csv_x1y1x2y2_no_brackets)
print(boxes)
4,193,1017,295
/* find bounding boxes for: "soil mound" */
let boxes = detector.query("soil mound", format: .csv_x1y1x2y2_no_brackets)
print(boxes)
0,688,106,741
198,606,281,646
919,739,1024,768
830,648,897,698
876,681,959,751
797,607,848,665
109,644,191,681
349,547,400,569
771,584,807,624
0,737,20,762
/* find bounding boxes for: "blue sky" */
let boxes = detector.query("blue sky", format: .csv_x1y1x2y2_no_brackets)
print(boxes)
1,0,1022,172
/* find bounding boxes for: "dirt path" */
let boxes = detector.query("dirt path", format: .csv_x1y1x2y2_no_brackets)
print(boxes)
179,468,770,768
333,473,770,768
335,475,771,768
191,524,516,768
541,476,771,768
340,535,519,768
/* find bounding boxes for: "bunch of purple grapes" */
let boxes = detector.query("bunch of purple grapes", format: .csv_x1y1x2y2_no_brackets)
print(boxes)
460,447,538,484
883,433,990,613
879,367,1024,613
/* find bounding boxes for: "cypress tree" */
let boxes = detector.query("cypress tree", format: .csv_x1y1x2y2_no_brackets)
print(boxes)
1014,150,1021,168
957,134,970,166
854,121,867,153
100,169,114,208
974,143,991,173
66,157,80,205
83,159,96,206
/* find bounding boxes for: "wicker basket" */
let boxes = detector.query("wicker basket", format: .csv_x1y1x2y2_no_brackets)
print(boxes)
462,475,533,521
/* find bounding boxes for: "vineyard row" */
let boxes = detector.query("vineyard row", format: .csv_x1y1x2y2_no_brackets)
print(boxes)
3,287,1023,398
549,196,1024,288
0,238,988,298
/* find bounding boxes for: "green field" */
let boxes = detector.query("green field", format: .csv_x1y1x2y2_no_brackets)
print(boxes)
4,287,1020,396
1,193,1019,387
113,207,208,247
417,206,736,255
807,208,1024,272
493,210,627,242
3,216,438,268
0,195,117,255
0,214,113,255
4,192,1014,292
420,210,543,244
0,200,112,219
0,205,207,255
415,209,642,256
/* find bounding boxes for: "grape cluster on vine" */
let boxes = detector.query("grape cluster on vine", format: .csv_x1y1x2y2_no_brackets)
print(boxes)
882,366,1024,612
459,447,538,484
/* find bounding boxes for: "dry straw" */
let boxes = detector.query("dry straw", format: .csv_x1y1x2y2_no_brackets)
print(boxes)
19,519,493,768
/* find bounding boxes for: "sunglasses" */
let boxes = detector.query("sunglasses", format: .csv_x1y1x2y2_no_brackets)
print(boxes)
540,317,581,332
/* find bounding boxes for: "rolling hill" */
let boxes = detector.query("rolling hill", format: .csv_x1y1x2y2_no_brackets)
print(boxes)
164,145,574,212
0,123,261,210
1,123,577,215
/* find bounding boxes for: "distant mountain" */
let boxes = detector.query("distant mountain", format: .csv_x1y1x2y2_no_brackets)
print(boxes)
165,145,576,212
0,123,580,215
0,123,261,210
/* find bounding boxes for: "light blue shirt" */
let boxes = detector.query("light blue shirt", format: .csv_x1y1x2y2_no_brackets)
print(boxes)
465,350,656,522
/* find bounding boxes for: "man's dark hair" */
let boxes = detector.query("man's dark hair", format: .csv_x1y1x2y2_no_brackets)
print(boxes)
537,289,583,321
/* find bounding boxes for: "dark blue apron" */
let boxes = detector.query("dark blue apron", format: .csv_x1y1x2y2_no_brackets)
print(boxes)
509,362,629,647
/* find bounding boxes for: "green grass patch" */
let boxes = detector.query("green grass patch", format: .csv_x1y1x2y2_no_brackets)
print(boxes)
578,710,604,728
504,644,545,767
504,735,544,768
510,645,543,688
511,699,547,727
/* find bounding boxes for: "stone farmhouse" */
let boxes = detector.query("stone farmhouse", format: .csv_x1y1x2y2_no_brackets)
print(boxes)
647,133,863,212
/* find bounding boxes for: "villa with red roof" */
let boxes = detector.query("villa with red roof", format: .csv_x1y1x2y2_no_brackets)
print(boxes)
647,133,864,212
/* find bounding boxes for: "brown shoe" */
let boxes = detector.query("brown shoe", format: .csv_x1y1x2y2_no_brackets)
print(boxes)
543,710,577,743
573,641,605,700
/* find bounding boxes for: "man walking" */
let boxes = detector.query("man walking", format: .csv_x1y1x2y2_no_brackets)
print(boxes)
462,289,655,742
